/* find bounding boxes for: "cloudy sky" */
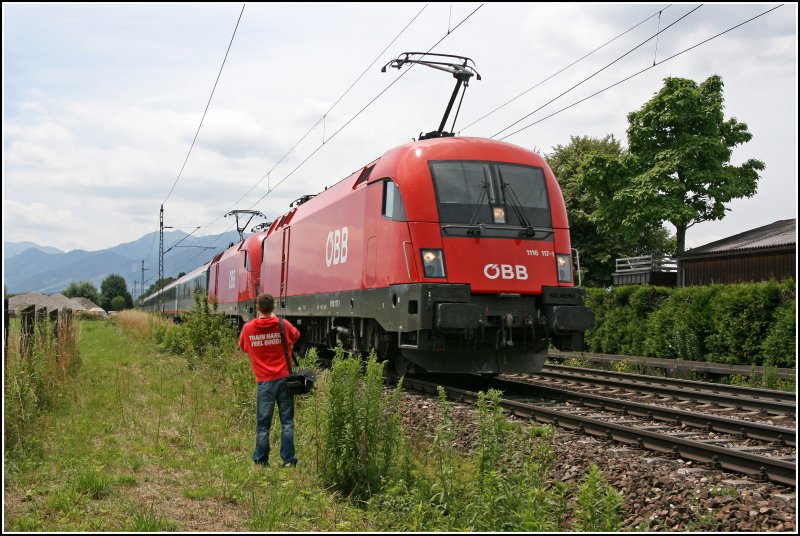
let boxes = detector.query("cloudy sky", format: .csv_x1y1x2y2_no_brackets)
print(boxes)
3,3,797,272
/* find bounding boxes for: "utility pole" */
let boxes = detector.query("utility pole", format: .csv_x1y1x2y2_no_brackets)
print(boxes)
140,259,149,303
158,205,164,313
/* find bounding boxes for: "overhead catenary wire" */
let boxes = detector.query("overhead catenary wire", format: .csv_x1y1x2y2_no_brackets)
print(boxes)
144,4,245,264
497,4,784,141
179,2,431,265
247,3,485,209
161,4,245,206
223,3,430,215
458,4,671,133
172,4,484,276
163,226,201,254
490,4,703,139
144,224,201,263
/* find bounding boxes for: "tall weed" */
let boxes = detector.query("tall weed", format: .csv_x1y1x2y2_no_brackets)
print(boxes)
321,343,402,499
573,464,624,531
4,314,80,451
115,310,168,340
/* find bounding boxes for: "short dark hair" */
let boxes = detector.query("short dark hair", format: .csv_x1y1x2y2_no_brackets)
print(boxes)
256,293,275,314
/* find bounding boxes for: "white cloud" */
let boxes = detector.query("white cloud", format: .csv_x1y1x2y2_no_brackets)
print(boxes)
2,2,797,255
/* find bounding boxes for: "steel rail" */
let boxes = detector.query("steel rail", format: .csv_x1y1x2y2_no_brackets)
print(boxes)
402,377,796,487
534,368,795,415
495,377,795,446
542,364,796,402
548,350,796,380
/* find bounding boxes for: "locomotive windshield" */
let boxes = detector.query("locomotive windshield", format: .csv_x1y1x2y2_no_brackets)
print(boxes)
430,161,552,238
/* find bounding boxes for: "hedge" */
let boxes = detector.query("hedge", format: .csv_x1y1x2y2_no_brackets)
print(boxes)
584,280,796,367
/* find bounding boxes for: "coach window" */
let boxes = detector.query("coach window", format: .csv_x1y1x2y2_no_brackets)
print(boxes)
382,179,407,221
244,251,249,271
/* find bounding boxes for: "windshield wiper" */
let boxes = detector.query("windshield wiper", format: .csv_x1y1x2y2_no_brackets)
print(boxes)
502,182,539,238
441,223,554,238
465,179,490,235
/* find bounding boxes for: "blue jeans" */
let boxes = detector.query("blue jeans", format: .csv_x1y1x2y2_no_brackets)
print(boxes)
253,377,296,465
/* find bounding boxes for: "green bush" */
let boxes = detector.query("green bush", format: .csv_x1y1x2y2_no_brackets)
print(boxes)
761,299,796,367
584,280,795,367
705,281,785,364
158,293,239,371
585,286,671,354
645,286,715,360
366,387,617,532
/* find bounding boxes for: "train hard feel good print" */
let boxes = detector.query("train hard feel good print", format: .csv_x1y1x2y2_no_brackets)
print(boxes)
143,136,593,375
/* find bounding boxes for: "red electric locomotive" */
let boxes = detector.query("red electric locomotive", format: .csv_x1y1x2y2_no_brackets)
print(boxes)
143,53,593,374
259,136,592,374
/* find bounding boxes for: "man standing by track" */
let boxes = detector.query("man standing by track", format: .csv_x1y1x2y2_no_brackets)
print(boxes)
239,293,300,467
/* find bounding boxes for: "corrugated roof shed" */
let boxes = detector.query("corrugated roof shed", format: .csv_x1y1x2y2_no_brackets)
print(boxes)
71,297,104,311
8,293,88,315
682,219,796,257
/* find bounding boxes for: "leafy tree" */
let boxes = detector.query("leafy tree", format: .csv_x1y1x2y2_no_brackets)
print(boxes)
546,135,675,287
582,75,764,255
110,295,126,311
63,280,101,305
100,274,133,310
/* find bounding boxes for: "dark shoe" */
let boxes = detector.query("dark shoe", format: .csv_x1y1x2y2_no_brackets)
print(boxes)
281,461,297,468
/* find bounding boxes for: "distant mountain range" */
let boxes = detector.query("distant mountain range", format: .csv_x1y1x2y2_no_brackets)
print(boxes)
4,230,244,296
4,241,63,258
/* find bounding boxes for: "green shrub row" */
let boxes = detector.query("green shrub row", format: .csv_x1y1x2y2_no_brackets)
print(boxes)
585,280,796,367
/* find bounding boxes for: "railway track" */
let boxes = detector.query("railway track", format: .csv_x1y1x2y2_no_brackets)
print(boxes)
548,350,796,380
525,364,796,417
402,374,796,487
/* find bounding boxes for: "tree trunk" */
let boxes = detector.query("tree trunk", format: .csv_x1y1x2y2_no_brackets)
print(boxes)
675,225,687,256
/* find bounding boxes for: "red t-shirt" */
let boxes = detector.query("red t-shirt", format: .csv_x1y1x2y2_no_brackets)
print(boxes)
239,316,300,382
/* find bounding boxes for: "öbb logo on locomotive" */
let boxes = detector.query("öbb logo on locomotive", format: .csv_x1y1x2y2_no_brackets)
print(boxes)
325,227,349,267
483,264,529,280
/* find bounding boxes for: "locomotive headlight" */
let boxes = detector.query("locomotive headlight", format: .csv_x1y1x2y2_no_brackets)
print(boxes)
556,253,573,283
492,206,506,224
421,249,446,278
